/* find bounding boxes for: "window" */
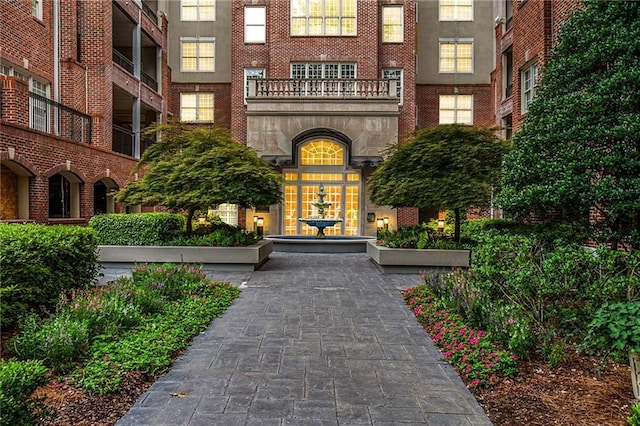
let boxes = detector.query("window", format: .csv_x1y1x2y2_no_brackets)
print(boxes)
439,39,473,73
439,0,473,21
244,68,265,102
245,7,266,43
32,0,42,19
382,6,403,43
181,0,215,21
181,38,215,72
439,94,473,124
180,92,214,122
503,47,513,99
300,140,344,165
521,61,538,113
383,68,403,105
30,79,50,132
291,62,355,79
212,204,237,226
291,0,356,36
49,173,80,218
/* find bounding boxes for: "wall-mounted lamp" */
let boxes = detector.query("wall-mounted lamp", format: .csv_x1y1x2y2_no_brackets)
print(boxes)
198,216,207,225
256,217,264,236
383,217,389,231
376,218,384,230
438,219,445,233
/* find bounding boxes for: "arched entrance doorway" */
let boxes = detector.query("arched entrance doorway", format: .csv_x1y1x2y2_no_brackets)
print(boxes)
283,139,360,236
93,179,119,215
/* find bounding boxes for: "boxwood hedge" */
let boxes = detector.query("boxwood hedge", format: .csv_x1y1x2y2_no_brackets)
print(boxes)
88,213,185,246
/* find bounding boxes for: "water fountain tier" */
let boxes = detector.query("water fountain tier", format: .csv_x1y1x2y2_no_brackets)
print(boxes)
298,183,343,239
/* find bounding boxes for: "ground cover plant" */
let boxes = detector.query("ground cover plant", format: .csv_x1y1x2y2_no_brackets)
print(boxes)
1,263,240,424
376,223,469,250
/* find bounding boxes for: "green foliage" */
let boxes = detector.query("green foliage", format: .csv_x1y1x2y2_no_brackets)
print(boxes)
116,125,282,234
0,360,55,426
460,218,590,246
173,218,260,247
628,401,640,426
369,125,511,239
499,0,640,249
89,213,185,245
581,302,640,360
377,224,469,250
0,224,99,328
404,285,517,388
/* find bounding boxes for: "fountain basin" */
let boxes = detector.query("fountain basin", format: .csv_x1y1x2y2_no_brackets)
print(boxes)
267,235,375,253
298,218,344,239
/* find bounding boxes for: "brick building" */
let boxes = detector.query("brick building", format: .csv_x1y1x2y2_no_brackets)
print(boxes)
1,0,170,223
2,0,498,236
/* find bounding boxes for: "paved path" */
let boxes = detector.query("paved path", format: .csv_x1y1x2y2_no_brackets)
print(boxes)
115,252,492,426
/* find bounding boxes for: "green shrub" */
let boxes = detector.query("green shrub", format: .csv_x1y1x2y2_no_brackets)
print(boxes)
581,301,640,361
628,401,640,426
377,224,469,249
9,314,91,374
0,224,99,328
0,360,54,426
89,213,185,245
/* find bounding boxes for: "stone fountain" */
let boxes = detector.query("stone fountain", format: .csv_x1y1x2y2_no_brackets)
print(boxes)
298,183,343,239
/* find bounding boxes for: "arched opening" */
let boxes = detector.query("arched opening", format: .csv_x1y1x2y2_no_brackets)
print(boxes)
49,172,81,218
0,161,31,220
284,139,360,236
93,179,118,215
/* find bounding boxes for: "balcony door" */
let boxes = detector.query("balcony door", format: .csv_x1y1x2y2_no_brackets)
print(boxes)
284,140,360,236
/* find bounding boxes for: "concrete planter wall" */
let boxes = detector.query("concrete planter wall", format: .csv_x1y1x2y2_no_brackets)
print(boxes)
98,240,273,271
367,241,471,274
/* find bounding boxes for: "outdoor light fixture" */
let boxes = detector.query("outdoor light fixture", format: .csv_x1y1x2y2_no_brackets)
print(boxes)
383,217,389,231
198,217,206,225
253,215,258,232
376,218,384,230
438,219,445,233
256,217,264,236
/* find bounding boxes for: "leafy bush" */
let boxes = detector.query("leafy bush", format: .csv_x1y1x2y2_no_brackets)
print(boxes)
0,224,99,328
89,213,185,245
377,224,469,250
173,219,260,247
581,302,640,360
628,401,640,426
0,360,54,426
460,218,589,245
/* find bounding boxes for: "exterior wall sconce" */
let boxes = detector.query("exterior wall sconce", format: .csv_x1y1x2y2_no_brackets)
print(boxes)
198,216,207,225
438,219,445,233
383,217,389,231
376,218,384,230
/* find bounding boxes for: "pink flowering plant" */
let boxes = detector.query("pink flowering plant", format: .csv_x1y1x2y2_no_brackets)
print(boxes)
404,285,518,388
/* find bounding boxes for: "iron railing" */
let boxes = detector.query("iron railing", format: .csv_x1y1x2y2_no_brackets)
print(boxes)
112,125,134,156
113,49,134,74
141,71,158,91
29,92,91,144
141,1,158,23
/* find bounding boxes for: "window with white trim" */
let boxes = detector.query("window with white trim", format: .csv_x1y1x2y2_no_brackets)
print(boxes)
30,79,50,132
180,92,214,122
32,0,42,19
181,0,215,21
291,62,355,79
382,6,403,43
439,94,473,124
439,39,473,73
244,68,265,102
521,61,539,113
291,0,356,36
245,7,266,43
439,0,473,21
181,38,215,72
213,203,238,226
383,68,403,105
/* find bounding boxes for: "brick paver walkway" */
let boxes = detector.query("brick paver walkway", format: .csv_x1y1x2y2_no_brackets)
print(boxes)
115,252,492,425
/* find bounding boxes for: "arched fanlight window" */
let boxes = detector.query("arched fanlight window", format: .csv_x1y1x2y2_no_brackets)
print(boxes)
300,140,344,166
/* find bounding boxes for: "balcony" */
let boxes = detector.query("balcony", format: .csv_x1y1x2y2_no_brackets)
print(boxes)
247,78,398,100
29,92,91,144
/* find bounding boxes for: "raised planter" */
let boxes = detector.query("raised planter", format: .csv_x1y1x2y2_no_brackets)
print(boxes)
97,239,273,271
367,241,471,274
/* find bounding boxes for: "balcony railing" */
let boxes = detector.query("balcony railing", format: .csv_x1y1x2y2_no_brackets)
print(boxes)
29,92,91,144
112,125,134,156
247,78,398,99
113,49,134,74
141,71,158,92
141,1,158,23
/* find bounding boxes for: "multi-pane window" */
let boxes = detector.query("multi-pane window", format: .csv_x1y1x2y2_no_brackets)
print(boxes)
439,0,473,21
521,61,539,113
244,68,266,101
439,39,473,73
300,141,344,165
291,0,356,36
32,0,42,19
439,94,473,125
30,79,49,132
181,38,215,72
245,7,266,43
213,204,238,226
291,62,355,79
180,93,214,122
382,6,403,43
383,68,403,105
181,0,215,21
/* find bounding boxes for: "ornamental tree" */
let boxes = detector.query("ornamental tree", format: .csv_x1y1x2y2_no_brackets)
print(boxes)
499,0,640,249
117,125,282,235
368,125,511,241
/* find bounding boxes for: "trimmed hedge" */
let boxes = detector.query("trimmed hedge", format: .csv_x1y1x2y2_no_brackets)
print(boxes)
0,360,52,426
89,213,185,246
0,224,99,328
